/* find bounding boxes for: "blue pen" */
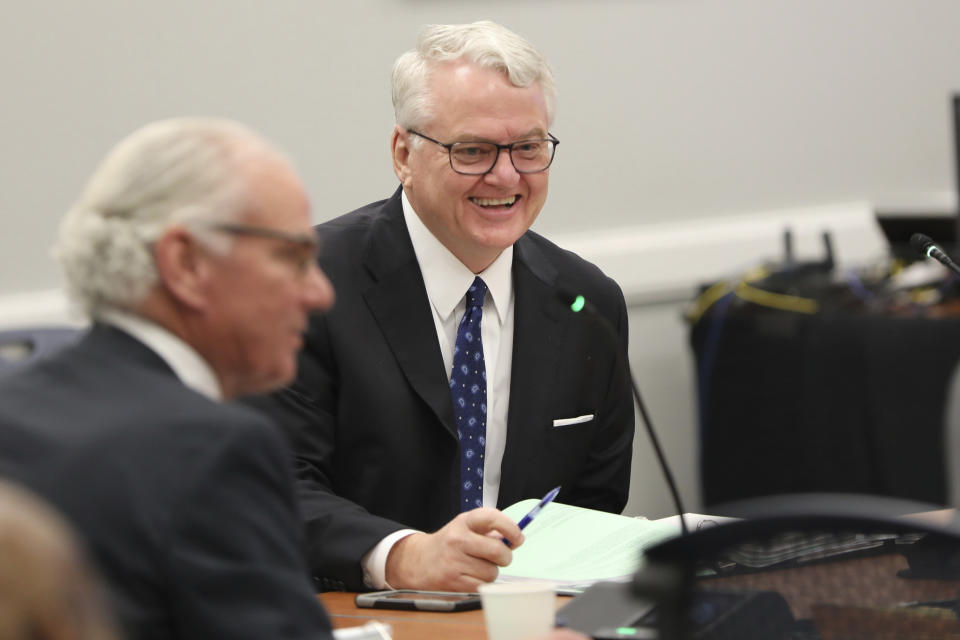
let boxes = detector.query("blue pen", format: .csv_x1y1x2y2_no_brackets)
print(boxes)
503,486,561,547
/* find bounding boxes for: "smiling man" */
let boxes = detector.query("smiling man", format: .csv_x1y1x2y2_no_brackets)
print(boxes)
248,21,635,593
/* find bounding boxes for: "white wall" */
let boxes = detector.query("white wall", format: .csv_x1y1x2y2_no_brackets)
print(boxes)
2,0,958,297
1,0,958,515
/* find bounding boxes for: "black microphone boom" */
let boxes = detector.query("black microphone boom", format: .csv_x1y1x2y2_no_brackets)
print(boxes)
911,233,960,277
556,287,690,536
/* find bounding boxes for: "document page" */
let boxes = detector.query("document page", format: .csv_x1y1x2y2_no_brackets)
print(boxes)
498,500,681,588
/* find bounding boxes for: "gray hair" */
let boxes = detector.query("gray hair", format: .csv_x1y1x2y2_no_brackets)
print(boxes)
56,118,279,316
392,20,556,132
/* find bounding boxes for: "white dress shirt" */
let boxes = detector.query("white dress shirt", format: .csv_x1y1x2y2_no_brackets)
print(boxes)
98,309,223,401
361,191,517,588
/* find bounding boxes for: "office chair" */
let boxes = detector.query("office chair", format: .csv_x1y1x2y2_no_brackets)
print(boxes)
561,494,960,639
0,326,81,374
644,494,960,639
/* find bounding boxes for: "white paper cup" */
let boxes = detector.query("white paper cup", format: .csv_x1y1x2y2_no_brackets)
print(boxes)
478,581,557,640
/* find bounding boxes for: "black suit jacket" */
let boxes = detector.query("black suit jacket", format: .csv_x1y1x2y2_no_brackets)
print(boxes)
247,188,635,590
0,324,332,640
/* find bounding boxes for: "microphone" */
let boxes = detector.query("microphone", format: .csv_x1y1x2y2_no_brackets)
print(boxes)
556,287,690,536
911,233,960,277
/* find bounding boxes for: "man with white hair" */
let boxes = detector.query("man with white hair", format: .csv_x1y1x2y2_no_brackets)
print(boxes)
0,118,338,638
250,21,635,593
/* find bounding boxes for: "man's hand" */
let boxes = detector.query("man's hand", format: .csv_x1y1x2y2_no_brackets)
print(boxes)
385,507,523,591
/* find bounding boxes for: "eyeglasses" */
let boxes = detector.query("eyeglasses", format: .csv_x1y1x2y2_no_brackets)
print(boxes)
204,222,320,274
407,130,559,175
206,223,318,251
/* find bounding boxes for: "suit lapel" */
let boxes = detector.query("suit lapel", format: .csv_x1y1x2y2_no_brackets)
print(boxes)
361,191,457,437
497,235,566,507
84,323,180,378
358,197,572,484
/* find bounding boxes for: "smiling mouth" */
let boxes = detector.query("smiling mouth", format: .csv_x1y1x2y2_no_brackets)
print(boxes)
469,195,519,209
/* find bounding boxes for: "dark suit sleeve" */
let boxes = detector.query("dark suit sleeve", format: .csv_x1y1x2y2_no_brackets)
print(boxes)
563,281,635,512
163,416,334,638
244,317,408,591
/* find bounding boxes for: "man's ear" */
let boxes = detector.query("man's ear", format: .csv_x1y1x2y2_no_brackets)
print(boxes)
391,125,414,187
152,226,211,311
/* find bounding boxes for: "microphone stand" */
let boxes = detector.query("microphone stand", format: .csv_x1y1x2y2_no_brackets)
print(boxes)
912,233,960,277
560,290,690,536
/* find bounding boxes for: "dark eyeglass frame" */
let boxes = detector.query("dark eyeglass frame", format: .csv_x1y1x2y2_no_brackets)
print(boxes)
200,222,321,275
406,129,560,176
206,223,319,251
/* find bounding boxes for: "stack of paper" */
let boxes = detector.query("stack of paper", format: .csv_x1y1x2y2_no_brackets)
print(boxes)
497,500,919,593
497,500,716,590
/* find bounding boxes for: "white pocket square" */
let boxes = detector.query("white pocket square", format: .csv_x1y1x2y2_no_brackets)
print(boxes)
552,414,595,427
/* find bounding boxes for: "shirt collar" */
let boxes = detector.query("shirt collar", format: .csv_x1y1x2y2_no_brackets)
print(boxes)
401,190,513,324
97,309,223,401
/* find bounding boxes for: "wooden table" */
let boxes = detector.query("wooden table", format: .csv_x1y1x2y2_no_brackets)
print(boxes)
319,592,572,640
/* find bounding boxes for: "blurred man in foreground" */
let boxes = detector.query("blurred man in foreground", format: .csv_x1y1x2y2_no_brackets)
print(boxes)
0,118,337,639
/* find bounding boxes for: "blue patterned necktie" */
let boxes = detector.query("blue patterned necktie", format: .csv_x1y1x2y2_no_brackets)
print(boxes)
451,276,488,511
